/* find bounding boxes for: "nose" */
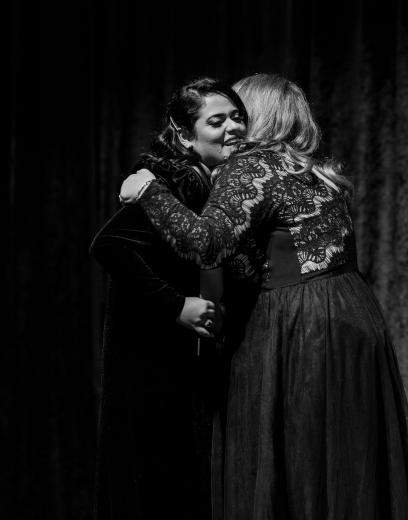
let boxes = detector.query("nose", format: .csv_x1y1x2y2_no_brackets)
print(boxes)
225,118,244,135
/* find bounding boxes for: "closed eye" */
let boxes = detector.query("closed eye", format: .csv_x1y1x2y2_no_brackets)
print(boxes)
208,113,244,127
207,118,224,127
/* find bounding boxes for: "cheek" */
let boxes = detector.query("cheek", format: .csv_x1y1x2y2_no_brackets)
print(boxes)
199,139,223,154
197,127,224,145
204,133,224,145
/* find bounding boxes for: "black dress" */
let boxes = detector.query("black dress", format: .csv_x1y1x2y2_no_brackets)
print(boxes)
136,151,408,520
90,161,216,519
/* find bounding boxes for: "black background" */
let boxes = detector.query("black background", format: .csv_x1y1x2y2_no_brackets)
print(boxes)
4,0,408,518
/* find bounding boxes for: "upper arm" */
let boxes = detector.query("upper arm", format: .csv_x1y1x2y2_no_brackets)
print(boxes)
90,205,154,260
138,154,279,269
89,205,185,318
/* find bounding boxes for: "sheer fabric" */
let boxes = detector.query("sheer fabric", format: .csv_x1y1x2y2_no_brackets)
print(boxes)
137,150,408,519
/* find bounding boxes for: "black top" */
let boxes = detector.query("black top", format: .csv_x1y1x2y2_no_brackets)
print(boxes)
89,160,213,520
137,151,357,286
90,160,211,320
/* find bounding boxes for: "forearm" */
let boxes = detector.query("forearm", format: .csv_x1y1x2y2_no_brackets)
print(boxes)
95,246,185,319
134,157,275,268
120,156,277,275
138,179,237,268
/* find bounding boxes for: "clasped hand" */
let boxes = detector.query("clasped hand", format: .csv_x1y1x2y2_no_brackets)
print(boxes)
177,297,217,338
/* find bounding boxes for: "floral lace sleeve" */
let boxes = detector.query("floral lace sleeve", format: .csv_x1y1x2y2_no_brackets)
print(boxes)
138,154,281,271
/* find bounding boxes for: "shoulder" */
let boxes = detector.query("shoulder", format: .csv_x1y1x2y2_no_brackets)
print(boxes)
246,150,287,171
171,164,210,212
140,156,210,211
217,150,287,184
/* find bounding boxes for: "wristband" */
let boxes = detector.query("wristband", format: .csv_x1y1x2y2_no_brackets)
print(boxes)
136,179,155,200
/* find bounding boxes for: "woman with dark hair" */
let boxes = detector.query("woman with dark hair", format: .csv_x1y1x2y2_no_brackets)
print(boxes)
121,73,408,520
90,77,247,519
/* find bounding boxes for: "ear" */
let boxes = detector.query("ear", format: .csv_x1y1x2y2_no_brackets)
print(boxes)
178,128,194,149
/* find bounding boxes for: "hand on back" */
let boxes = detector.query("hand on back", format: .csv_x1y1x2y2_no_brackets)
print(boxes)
120,169,156,204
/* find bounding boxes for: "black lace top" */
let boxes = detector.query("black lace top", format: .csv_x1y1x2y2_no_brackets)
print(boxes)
139,151,357,285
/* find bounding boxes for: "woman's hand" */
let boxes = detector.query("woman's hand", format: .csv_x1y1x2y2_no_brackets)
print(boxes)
119,169,156,204
176,297,216,338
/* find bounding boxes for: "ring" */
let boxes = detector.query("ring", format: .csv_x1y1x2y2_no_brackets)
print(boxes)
205,319,213,328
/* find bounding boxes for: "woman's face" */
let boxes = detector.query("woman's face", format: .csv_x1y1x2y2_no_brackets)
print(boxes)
186,94,247,168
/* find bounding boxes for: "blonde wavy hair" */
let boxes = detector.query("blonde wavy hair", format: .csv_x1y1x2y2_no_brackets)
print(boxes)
233,74,353,197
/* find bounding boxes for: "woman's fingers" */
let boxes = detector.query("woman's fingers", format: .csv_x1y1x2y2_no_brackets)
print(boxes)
200,302,215,329
195,327,214,338
176,297,218,337
201,309,215,328
120,170,155,203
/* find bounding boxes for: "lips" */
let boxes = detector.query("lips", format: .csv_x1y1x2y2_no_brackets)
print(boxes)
223,138,242,147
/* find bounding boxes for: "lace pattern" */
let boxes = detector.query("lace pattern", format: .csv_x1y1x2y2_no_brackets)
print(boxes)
139,151,356,282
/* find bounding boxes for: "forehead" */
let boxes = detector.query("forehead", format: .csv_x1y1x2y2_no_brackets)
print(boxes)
198,94,238,119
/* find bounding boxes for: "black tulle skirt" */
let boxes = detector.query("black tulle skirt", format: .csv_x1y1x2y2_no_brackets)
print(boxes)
212,271,408,520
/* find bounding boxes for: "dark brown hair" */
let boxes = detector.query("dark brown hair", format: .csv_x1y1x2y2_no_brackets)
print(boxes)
142,77,248,169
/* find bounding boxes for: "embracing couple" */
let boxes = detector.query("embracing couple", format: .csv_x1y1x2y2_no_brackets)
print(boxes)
91,74,408,520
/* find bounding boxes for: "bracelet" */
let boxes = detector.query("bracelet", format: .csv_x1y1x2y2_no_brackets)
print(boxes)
136,179,155,200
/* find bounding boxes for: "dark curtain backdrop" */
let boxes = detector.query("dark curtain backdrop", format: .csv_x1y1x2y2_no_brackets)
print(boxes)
4,0,408,518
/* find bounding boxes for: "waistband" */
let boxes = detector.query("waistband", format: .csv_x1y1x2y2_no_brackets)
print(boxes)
262,261,360,290
301,261,359,283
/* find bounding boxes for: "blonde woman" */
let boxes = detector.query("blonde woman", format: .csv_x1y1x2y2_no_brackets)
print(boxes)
121,74,408,520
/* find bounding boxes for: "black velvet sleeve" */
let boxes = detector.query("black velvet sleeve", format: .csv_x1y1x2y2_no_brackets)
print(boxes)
89,204,185,321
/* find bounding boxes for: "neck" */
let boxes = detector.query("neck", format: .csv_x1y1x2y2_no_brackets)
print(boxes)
199,162,213,179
